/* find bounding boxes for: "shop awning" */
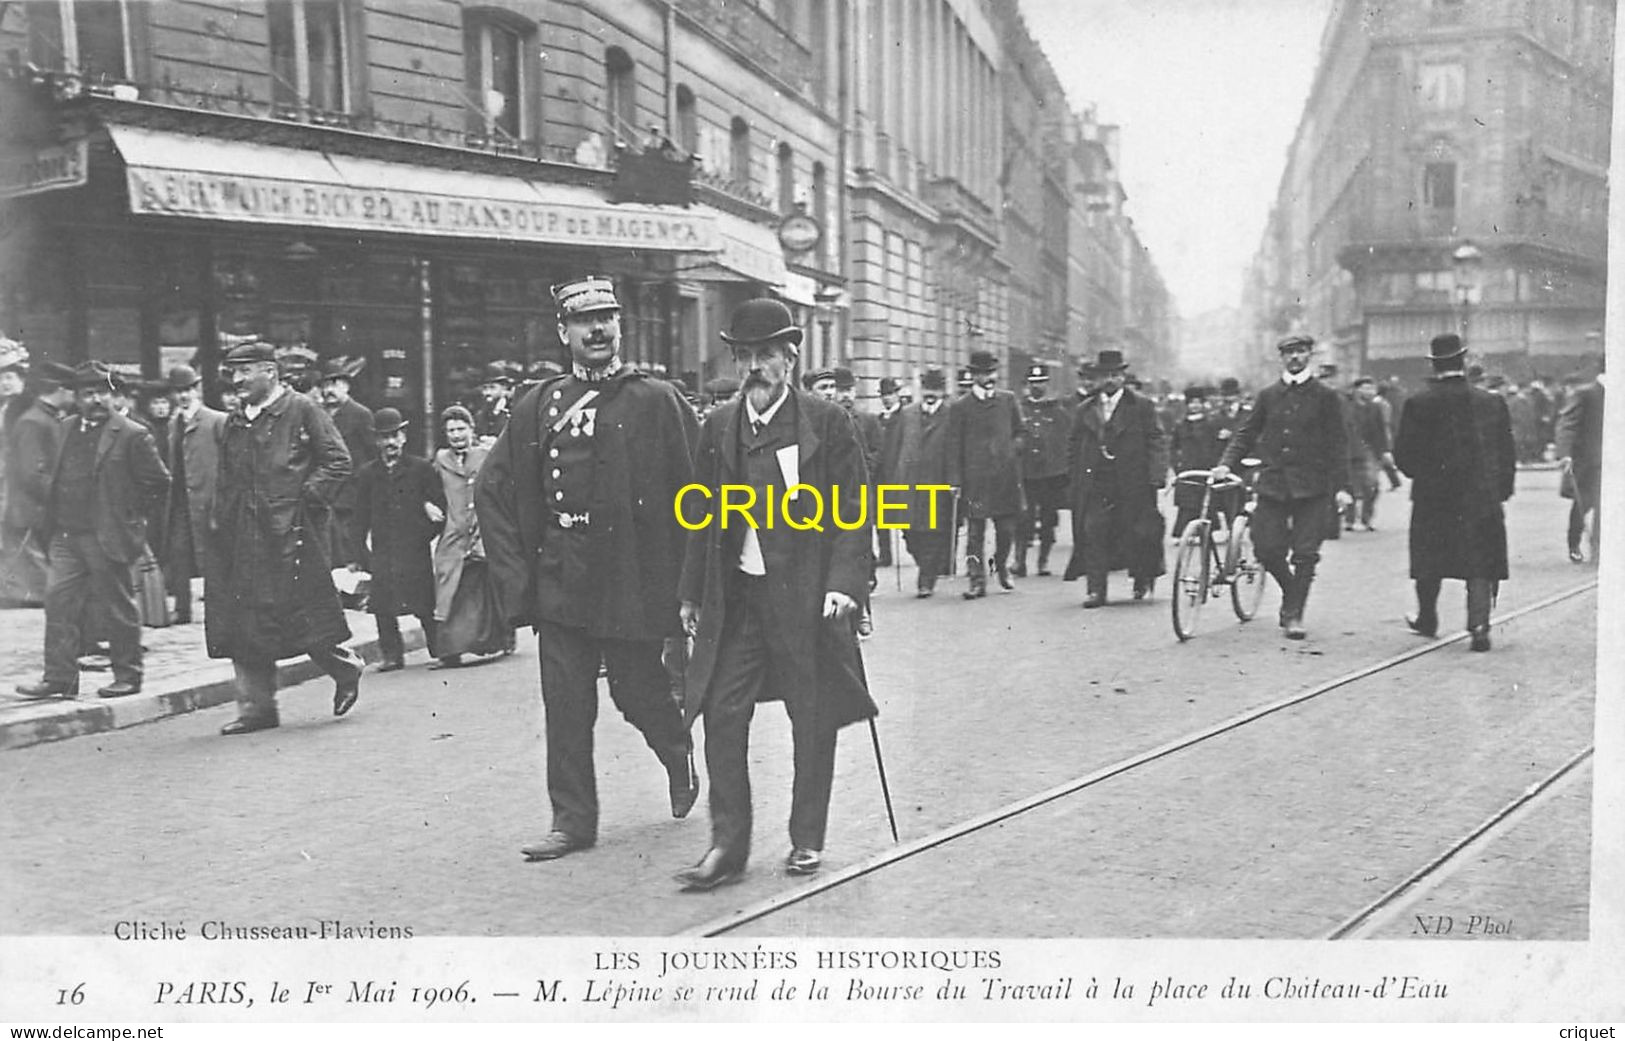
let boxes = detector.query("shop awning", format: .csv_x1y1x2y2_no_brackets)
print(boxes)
673,211,792,289
107,124,720,254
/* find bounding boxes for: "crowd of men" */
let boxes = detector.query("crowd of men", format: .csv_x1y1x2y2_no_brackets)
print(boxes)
0,294,1606,886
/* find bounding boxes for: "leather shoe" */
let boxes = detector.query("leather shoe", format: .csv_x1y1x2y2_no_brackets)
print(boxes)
1082,593,1105,609
1469,627,1492,652
668,754,699,819
97,681,141,699
784,847,822,876
1568,547,1586,564
428,655,463,670
1406,615,1438,638
220,716,279,735
15,680,78,700
1284,616,1306,640
996,565,1014,590
674,848,745,891
521,831,594,862
1133,578,1154,600
376,658,405,673
333,673,361,717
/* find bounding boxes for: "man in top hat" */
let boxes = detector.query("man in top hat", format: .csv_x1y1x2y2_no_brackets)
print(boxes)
1015,363,1072,578
675,296,876,888
1392,333,1516,651
1062,349,1167,606
2,360,75,608
16,362,170,700
880,368,955,596
1555,357,1605,564
318,356,376,567
350,407,445,671
1212,333,1352,639
947,350,1025,598
477,275,698,863
207,340,364,734
161,365,226,624
473,361,518,445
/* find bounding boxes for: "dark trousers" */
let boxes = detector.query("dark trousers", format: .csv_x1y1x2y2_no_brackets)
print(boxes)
1567,472,1600,557
965,515,1017,577
1415,577,1497,632
903,528,951,590
535,619,690,842
875,526,893,568
1018,475,1067,551
42,533,141,689
376,611,438,662
702,574,839,861
231,644,364,724
1251,494,1332,614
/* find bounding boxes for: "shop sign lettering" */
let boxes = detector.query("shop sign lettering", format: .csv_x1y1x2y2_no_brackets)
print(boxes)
1,141,89,199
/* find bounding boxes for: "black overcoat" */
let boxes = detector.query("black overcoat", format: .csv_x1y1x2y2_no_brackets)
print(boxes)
946,390,1025,518
44,411,170,564
351,454,445,617
678,391,876,732
1063,389,1168,580
206,389,352,662
877,402,954,529
3,399,66,533
1393,376,1515,581
475,368,699,640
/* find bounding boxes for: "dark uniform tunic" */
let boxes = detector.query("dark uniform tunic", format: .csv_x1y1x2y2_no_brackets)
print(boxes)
535,378,599,624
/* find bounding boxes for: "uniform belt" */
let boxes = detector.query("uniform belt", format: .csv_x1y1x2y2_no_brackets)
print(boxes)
549,510,591,529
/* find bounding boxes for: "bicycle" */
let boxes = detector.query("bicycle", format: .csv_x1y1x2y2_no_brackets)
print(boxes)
1169,463,1266,641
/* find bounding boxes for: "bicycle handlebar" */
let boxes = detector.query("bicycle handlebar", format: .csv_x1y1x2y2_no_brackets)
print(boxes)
1175,469,1245,489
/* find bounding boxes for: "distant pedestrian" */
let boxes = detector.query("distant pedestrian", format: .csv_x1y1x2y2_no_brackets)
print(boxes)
15,362,169,701
351,407,445,672
160,365,225,625
879,368,955,596
429,405,511,667
319,356,374,567
1555,361,1605,564
1170,384,1229,538
1212,334,1352,640
1015,363,1072,578
1,360,75,608
1393,334,1516,652
1063,349,1167,606
208,341,363,735
1344,376,1396,531
947,349,1025,598
472,362,516,446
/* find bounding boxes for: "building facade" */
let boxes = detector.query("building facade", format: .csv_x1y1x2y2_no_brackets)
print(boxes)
1244,0,1612,385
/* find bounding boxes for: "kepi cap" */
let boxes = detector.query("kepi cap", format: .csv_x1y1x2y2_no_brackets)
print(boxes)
552,276,621,317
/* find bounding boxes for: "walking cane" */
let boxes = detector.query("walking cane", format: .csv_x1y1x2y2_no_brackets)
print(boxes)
868,717,899,843
947,489,961,577
893,529,902,591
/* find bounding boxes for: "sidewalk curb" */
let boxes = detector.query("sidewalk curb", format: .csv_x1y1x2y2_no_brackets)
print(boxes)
0,624,425,752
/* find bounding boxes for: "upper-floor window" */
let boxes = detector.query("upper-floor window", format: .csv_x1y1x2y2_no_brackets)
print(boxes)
1423,161,1457,209
268,0,354,114
730,117,751,186
675,84,698,156
1418,62,1465,110
776,142,795,213
605,46,636,142
23,0,140,83
464,10,536,140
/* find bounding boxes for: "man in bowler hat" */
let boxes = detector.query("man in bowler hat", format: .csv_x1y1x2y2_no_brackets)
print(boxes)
879,368,955,596
477,275,699,862
1392,333,1516,651
947,349,1025,598
162,365,226,624
207,340,364,733
675,297,877,888
1212,334,1352,639
16,362,170,700
351,407,446,671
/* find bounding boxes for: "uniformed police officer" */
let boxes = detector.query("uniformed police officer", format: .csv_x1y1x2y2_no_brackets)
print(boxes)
1014,363,1072,577
476,276,700,862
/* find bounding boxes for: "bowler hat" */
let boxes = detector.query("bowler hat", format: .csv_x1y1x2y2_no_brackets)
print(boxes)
878,376,901,395
70,361,117,390
222,341,277,366
831,367,856,390
1429,333,1466,360
165,365,202,390
1218,377,1242,395
1025,364,1051,383
320,355,366,381
1276,333,1315,352
1093,349,1129,371
552,275,621,317
372,407,409,435
967,350,999,374
31,360,75,388
920,369,946,391
720,298,803,347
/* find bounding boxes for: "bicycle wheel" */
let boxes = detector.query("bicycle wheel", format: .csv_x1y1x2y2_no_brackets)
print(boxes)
1228,513,1267,621
1171,519,1210,641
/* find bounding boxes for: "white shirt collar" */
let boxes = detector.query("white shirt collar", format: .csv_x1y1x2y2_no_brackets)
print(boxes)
972,383,994,401
1281,367,1313,386
745,385,790,428
179,402,200,422
244,383,287,420
921,399,942,415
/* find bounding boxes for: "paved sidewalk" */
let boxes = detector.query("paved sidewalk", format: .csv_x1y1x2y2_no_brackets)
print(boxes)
0,585,424,750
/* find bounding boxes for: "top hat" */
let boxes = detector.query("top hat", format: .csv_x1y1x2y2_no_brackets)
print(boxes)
1276,333,1316,352
320,355,366,381
31,360,75,388
720,298,802,347
1429,333,1466,360
1218,377,1242,395
831,367,856,390
920,369,947,391
1093,349,1129,372
70,361,117,390
372,407,409,435
967,349,999,374
165,365,203,390
552,275,621,317
1025,364,1051,383
878,376,901,396
222,340,277,366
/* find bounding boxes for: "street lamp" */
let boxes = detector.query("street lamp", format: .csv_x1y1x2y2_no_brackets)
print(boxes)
1451,241,1483,345
813,285,842,370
